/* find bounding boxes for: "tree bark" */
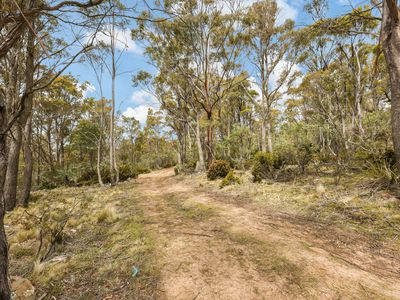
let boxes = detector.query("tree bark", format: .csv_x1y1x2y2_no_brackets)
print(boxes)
109,12,119,185
21,19,36,206
195,113,205,171
0,92,11,300
21,116,33,206
382,0,400,173
261,120,267,152
205,111,213,165
266,119,273,153
4,125,22,211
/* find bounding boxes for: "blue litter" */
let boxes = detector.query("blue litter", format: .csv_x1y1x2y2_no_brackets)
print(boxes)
132,266,140,278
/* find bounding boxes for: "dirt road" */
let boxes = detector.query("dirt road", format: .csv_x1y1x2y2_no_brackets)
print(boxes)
133,168,400,300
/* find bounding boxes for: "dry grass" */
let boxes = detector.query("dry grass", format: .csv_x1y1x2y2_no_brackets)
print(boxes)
96,205,118,223
5,182,160,299
165,194,217,222
194,169,400,246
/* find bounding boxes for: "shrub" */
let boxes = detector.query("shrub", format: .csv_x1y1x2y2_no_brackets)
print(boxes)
365,149,399,184
207,160,231,180
295,143,314,172
38,169,74,189
77,164,138,185
135,165,151,175
251,152,284,182
176,159,201,175
220,171,241,188
119,164,139,181
77,166,111,186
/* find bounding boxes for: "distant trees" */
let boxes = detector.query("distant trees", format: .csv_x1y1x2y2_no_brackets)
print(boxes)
243,0,298,153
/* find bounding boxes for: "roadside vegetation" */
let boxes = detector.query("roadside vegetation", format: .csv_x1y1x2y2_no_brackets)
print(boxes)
2,0,400,299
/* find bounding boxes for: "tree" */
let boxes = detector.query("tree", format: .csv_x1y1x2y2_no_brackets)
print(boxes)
0,0,107,297
243,0,298,153
381,0,400,173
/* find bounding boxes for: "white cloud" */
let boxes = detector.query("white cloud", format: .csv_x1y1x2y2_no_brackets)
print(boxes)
123,105,151,124
86,28,142,55
123,90,160,124
131,90,158,106
78,82,96,98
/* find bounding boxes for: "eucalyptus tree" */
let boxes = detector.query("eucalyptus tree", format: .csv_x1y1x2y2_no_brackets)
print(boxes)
0,1,108,297
242,0,298,153
134,0,246,166
381,0,400,172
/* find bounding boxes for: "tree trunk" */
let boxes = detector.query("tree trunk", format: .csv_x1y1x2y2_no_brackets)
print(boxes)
206,111,213,165
266,119,273,153
0,92,11,300
21,21,35,206
261,120,267,152
21,116,33,206
382,0,400,173
47,124,53,172
97,137,104,186
110,13,119,185
195,113,206,171
4,125,22,211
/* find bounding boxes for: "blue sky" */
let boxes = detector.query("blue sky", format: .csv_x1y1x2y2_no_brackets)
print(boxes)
66,0,362,125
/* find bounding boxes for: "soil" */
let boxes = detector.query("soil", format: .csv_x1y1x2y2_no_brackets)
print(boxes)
133,168,400,300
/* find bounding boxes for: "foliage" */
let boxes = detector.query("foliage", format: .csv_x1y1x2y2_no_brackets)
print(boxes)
364,149,399,184
118,164,139,181
252,152,284,183
20,198,82,262
220,171,241,188
295,143,315,173
207,160,231,181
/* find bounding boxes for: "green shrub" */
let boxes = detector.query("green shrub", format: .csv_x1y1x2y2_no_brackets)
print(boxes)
220,171,241,188
175,159,199,175
207,160,231,180
135,165,151,175
295,143,314,172
77,166,111,186
77,163,138,185
38,169,74,189
251,152,284,182
365,149,399,184
119,164,139,181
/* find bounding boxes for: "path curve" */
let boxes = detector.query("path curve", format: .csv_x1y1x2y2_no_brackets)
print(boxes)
133,168,400,300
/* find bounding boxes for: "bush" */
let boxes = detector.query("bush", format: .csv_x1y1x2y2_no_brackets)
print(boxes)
220,171,241,188
175,159,199,175
119,164,139,181
251,152,284,182
295,143,314,172
207,160,231,180
38,169,74,190
77,163,138,185
77,166,111,186
365,149,399,184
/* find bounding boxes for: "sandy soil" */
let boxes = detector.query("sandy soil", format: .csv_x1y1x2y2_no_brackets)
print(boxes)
133,168,400,300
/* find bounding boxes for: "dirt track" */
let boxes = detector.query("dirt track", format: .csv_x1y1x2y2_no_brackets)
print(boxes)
133,168,400,300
